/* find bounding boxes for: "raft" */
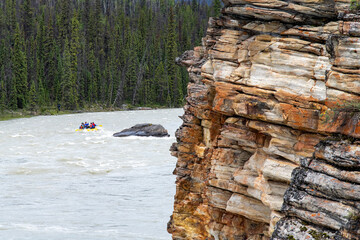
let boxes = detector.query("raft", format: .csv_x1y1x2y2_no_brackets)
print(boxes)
75,128,99,132
75,125,102,132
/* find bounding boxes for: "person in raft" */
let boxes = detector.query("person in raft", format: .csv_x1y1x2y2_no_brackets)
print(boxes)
79,122,96,129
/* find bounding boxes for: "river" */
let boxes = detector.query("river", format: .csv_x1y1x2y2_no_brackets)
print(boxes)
0,108,183,240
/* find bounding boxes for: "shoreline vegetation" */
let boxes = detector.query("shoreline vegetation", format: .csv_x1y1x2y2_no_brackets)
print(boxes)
0,103,170,121
0,0,220,113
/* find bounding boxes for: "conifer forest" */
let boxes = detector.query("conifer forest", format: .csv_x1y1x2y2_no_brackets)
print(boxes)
0,0,221,111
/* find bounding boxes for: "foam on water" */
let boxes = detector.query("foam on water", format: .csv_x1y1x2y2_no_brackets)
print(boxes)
0,108,183,240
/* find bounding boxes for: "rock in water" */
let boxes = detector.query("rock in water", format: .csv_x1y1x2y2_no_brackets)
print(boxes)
113,123,169,137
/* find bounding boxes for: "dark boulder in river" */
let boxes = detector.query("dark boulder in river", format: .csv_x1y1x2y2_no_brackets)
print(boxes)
113,123,170,137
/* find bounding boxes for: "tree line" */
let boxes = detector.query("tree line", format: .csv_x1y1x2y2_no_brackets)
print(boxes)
0,0,221,111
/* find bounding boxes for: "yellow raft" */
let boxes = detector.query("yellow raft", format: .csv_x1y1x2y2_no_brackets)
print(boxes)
75,125,102,132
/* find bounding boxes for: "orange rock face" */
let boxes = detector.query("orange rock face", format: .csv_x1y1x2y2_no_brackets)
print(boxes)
168,1,360,239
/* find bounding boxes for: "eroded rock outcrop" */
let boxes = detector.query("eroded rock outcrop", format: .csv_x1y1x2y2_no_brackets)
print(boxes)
273,140,360,239
168,0,360,239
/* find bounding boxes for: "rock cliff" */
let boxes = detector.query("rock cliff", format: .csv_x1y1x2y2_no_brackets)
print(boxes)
168,0,360,239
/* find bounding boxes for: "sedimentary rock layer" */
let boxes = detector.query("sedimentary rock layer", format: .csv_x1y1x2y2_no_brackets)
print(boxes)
272,140,360,240
168,0,360,239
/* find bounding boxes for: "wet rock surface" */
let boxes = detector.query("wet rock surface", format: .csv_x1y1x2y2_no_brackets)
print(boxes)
113,123,169,137
168,0,360,239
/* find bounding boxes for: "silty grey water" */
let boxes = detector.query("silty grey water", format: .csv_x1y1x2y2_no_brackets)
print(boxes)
0,108,183,240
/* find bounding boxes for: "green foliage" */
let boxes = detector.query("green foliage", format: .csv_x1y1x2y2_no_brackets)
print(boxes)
308,230,330,239
166,6,178,107
320,100,360,124
13,23,28,109
21,0,33,40
0,0,211,111
61,38,78,110
341,100,360,112
350,0,360,11
5,0,16,32
347,211,360,221
212,0,222,17
300,226,308,232
0,77,6,112
9,78,17,110
28,80,37,111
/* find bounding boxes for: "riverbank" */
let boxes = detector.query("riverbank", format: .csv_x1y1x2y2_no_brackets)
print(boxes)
0,103,170,121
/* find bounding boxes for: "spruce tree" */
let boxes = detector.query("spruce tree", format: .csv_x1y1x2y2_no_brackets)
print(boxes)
94,58,101,102
54,51,63,103
212,0,222,18
37,78,46,106
155,61,166,104
59,0,71,47
22,0,34,40
28,80,37,111
87,49,97,102
0,68,6,112
166,6,178,107
70,11,80,104
5,0,16,33
43,21,57,101
0,3,4,38
61,38,77,110
12,23,28,109
9,77,17,110
83,0,91,47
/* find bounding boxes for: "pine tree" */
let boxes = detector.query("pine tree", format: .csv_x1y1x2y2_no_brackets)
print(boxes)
176,67,184,105
54,51,63,103
59,0,71,47
212,0,222,18
70,11,80,104
87,49,97,102
12,24,28,109
43,21,57,101
9,77,17,110
22,0,34,40
83,0,91,47
28,80,37,111
0,68,6,112
0,3,4,38
61,38,77,110
5,0,16,33
192,0,198,11
37,78,46,106
36,10,46,64
155,61,166,104
166,6,178,107
94,58,101,102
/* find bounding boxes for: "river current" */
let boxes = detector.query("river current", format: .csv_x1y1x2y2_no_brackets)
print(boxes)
0,108,183,240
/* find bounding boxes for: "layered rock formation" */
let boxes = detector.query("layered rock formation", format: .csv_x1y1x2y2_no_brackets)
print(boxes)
168,0,360,239
273,140,360,239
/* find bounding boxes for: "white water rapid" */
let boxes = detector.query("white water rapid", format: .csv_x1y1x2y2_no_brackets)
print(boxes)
0,108,183,240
